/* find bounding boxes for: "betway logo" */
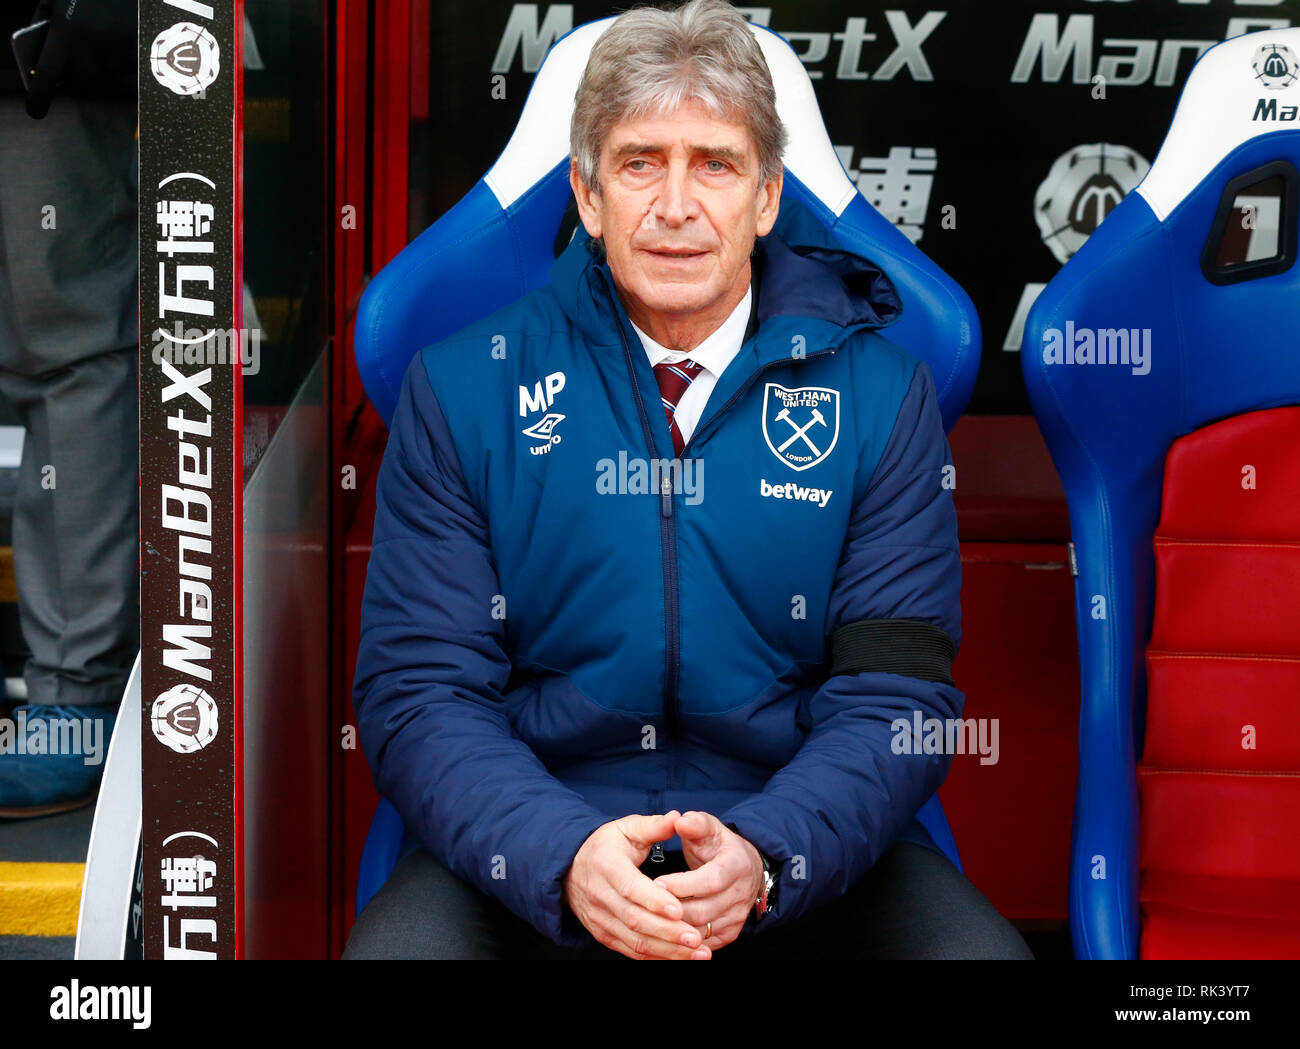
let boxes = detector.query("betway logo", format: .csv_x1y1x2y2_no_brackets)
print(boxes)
491,4,947,81
1010,13,1291,87
760,477,833,508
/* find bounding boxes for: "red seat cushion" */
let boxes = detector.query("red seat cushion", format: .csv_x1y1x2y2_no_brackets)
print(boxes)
1140,406,1300,959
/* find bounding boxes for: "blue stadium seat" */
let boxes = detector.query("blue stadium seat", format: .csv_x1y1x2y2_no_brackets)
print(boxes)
1023,29,1300,959
354,16,982,916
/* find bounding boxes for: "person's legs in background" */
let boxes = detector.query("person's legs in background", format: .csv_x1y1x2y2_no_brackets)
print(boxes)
0,95,139,816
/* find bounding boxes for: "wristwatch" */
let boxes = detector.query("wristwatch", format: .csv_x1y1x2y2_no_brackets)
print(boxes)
753,850,779,921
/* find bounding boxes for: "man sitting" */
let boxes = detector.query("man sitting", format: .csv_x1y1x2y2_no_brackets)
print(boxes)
346,0,1031,960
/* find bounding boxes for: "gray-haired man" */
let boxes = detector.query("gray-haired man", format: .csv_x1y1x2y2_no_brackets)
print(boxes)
347,0,1032,961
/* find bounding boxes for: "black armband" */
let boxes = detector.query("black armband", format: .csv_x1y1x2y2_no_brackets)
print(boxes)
828,618,956,686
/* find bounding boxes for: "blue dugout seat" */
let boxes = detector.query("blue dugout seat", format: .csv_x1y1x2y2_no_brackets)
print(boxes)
354,16,982,916
1023,28,1300,959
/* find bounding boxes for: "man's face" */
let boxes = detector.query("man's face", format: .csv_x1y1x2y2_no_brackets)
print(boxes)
571,98,781,335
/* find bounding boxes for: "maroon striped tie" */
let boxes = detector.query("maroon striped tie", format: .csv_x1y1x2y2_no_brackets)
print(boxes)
653,358,705,456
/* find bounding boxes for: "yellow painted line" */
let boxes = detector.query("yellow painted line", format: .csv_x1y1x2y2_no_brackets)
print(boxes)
0,862,84,936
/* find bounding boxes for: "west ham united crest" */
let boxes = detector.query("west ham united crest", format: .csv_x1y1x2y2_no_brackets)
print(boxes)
762,383,840,471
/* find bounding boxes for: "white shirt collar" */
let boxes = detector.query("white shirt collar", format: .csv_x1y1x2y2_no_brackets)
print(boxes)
630,285,753,378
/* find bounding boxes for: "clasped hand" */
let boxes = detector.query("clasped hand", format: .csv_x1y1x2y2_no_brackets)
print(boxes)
563,809,764,960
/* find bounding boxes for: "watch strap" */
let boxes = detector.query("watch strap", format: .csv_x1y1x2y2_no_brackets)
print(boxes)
754,849,779,921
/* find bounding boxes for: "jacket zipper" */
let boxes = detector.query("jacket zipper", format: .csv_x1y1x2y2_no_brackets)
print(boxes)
601,253,848,799
615,325,683,747
649,788,666,861
616,322,842,730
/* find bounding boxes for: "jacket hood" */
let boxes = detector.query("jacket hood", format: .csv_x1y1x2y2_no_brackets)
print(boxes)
550,196,903,349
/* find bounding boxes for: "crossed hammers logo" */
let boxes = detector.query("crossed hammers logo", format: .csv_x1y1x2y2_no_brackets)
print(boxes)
774,406,828,456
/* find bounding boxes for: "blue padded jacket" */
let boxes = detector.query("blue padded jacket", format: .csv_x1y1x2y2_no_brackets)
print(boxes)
353,200,965,948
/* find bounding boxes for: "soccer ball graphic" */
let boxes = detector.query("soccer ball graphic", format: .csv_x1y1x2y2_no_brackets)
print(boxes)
1034,143,1150,265
150,22,221,97
1252,43,1298,91
151,684,219,754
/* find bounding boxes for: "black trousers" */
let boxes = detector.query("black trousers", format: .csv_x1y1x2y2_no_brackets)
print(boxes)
344,841,1035,960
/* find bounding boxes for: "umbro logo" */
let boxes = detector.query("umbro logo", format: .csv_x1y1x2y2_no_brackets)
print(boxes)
520,370,567,455
522,412,565,454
